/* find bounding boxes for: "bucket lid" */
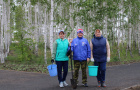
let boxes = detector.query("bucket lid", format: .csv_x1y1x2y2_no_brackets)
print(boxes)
88,66,98,68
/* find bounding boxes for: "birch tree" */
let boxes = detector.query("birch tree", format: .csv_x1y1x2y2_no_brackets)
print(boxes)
138,15,140,55
0,0,5,63
44,6,47,64
34,4,38,55
50,0,54,53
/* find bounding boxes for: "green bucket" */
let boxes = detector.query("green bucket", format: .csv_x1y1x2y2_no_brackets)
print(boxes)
88,66,98,76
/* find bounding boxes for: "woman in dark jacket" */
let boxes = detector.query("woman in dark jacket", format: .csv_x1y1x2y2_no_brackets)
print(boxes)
90,29,110,87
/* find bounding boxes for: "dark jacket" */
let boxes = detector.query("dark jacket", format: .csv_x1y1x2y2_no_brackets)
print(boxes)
91,35,107,62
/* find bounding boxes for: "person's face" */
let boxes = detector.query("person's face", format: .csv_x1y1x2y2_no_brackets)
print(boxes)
59,32,65,39
95,30,101,37
77,33,83,38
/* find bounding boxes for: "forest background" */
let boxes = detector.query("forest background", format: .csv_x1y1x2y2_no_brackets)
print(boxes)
0,0,140,73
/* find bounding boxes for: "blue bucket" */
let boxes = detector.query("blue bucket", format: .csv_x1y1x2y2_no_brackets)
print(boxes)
88,66,98,76
47,64,57,77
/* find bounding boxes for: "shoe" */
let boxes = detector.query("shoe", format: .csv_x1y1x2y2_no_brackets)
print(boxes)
101,82,106,87
59,82,64,88
82,83,88,87
63,81,68,86
98,81,101,87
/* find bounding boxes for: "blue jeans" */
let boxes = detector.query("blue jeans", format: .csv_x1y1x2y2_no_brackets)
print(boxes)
56,61,68,83
94,62,106,83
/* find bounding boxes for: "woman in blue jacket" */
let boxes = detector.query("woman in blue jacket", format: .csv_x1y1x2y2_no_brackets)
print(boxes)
69,29,91,87
51,30,69,88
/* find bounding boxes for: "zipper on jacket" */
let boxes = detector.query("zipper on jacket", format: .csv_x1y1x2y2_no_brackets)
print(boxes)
57,53,59,57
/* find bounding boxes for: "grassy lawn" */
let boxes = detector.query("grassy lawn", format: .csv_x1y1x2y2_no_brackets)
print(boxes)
0,43,140,74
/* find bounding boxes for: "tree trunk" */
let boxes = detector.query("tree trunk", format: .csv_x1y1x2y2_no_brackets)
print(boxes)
138,15,140,55
104,16,108,38
0,0,5,63
117,25,121,60
128,23,133,57
6,0,11,56
34,5,38,56
44,6,47,64
50,0,54,53
3,1,8,58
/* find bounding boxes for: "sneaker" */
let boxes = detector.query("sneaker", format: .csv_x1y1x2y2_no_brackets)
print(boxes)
63,81,68,86
101,82,106,87
59,82,64,88
82,83,88,87
98,81,101,87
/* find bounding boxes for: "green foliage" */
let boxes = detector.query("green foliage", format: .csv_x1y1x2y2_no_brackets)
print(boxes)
110,42,140,63
6,42,52,65
13,5,35,62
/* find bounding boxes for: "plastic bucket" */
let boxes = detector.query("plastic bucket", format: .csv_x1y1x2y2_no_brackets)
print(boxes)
47,64,57,77
88,66,98,76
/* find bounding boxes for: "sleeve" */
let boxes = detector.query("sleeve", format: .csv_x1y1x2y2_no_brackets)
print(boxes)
87,40,91,58
106,40,110,58
51,40,57,60
90,40,93,59
67,42,72,56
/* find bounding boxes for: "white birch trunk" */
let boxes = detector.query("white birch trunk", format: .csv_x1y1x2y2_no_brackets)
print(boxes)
37,2,42,42
27,1,34,50
117,20,120,60
28,1,32,32
3,1,8,58
44,7,47,64
0,0,4,63
69,3,74,38
50,0,54,53
104,16,108,38
128,26,132,49
34,5,38,55
128,23,133,57
138,15,140,55
6,0,11,55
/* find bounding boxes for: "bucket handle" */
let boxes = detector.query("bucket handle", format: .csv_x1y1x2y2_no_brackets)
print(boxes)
51,62,55,70
87,61,92,66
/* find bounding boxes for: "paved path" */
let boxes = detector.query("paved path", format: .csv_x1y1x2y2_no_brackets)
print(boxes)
0,62,140,90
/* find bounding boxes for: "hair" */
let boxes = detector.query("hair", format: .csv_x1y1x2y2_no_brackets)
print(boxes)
95,29,102,34
59,31,65,35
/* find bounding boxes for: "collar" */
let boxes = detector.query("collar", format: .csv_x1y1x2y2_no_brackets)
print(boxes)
58,38,66,41
77,36,83,39
93,35,103,39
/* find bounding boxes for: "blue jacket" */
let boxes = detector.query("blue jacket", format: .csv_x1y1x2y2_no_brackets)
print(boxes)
69,37,91,61
91,35,107,62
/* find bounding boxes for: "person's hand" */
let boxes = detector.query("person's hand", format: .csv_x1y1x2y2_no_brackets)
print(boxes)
107,57,110,62
87,58,90,62
91,58,94,62
51,59,54,63
69,38,73,46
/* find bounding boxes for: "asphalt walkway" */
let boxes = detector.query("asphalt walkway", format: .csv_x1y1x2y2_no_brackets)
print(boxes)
0,62,140,90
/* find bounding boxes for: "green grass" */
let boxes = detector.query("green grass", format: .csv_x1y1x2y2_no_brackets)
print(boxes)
1,43,140,73
110,43,140,63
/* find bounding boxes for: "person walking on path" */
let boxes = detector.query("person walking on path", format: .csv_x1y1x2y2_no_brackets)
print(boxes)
69,29,91,87
51,30,69,88
90,29,110,87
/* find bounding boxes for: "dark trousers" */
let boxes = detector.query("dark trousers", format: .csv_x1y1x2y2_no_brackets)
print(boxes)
94,62,106,83
56,61,68,83
74,60,87,84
